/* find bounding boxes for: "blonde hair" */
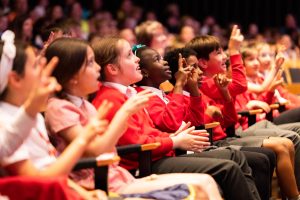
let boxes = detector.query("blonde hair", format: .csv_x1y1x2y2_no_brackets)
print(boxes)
135,20,164,46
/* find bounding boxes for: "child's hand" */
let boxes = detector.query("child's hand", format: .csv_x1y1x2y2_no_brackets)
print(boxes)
120,89,155,115
84,100,112,140
213,73,232,101
24,56,61,116
246,100,271,113
205,105,223,119
175,53,191,87
171,126,210,152
213,74,230,91
38,31,64,58
228,25,244,55
274,45,285,71
269,78,283,91
170,121,192,137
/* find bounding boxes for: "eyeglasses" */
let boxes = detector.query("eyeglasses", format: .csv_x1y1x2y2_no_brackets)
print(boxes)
132,44,146,55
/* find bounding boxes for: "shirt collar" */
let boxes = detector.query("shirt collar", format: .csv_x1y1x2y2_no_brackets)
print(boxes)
103,82,137,98
183,90,190,97
65,93,84,108
140,86,169,104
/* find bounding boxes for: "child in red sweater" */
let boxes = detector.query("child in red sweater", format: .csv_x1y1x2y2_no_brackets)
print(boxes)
91,36,261,200
186,25,300,200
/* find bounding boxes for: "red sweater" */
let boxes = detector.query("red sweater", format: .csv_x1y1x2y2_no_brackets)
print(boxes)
92,85,174,170
135,87,204,132
201,54,247,100
201,91,238,141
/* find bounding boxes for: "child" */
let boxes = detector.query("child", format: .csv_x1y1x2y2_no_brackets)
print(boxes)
0,31,109,199
186,25,300,199
43,37,222,200
135,20,168,56
134,45,204,132
91,36,262,200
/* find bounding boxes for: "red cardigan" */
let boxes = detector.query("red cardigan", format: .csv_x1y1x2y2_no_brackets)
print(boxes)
92,85,174,170
201,91,238,141
135,87,204,132
201,54,247,100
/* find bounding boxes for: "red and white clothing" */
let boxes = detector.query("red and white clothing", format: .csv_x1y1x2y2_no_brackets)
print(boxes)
201,54,247,100
92,82,175,170
0,102,56,169
45,94,135,192
0,106,36,158
135,86,204,132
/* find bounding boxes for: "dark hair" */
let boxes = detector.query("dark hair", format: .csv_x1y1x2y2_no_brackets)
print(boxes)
164,47,197,85
45,37,88,98
0,40,28,98
91,37,121,81
9,14,31,43
134,45,150,70
186,35,220,60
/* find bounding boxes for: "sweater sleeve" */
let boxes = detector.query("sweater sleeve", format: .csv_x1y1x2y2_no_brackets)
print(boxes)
146,94,185,132
228,54,248,97
0,107,36,158
183,95,205,126
92,87,174,169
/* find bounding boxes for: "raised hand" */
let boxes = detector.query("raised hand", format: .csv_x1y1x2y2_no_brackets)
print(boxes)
213,74,230,91
24,56,61,116
120,89,155,115
175,53,192,88
228,25,244,55
274,45,285,71
213,73,232,101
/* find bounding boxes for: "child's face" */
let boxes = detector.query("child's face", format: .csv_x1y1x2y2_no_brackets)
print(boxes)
186,55,204,86
140,48,171,84
75,46,101,96
150,26,167,51
17,47,39,103
257,45,273,71
116,39,143,86
244,51,260,77
203,48,227,77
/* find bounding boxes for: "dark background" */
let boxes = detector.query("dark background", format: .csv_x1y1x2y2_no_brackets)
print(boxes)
32,0,300,31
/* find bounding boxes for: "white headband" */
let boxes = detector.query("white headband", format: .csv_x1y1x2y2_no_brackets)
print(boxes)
0,30,16,94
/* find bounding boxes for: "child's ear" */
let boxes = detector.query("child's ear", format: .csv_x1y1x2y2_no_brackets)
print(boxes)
198,58,208,70
8,71,22,88
106,63,119,75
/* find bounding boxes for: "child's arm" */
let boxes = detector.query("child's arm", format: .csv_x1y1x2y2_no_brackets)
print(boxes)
183,66,204,126
58,90,154,157
0,57,60,158
173,54,191,94
248,49,285,94
246,100,271,113
227,25,248,97
212,74,238,127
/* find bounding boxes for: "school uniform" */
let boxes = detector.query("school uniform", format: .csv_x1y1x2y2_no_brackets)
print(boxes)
135,86,204,132
201,54,247,99
45,95,135,192
0,102,56,170
0,106,36,158
92,82,261,200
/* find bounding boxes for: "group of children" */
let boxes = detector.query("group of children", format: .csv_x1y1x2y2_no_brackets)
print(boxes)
2,23,300,200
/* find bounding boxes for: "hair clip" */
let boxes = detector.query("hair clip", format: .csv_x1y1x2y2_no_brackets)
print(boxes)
0,30,16,94
132,44,146,55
